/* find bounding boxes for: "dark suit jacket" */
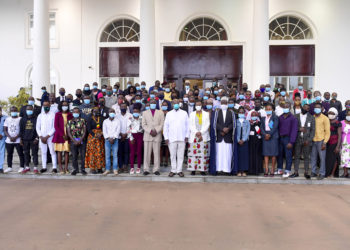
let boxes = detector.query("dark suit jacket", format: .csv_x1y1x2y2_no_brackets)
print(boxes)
99,107,110,120
260,114,279,140
181,103,189,114
19,104,41,118
55,96,67,104
295,113,315,144
216,109,234,143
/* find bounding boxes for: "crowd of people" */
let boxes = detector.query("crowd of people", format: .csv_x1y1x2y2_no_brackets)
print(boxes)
0,79,349,180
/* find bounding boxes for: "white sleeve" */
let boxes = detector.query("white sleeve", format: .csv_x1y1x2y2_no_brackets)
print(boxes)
163,113,170,140
103,120,108,139
36,115,42,137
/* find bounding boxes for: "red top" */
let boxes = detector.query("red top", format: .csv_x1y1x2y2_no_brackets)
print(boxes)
292,89,307,100
52,112,73,143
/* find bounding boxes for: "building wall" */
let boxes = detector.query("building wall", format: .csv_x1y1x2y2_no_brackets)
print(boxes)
0,0,350,102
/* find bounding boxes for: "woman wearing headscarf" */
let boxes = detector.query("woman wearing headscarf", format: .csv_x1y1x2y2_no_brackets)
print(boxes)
326,107,342,177
248,110,263,175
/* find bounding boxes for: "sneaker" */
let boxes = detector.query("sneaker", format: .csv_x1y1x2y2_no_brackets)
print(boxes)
289,173,299,178
311,173,317,178
4,168,12,173
22,168,30,174
274,170,283,175
113,170,119,175
17,167,24,173
282,172,290,179
81,170,87,176
136,168,141,174
103,170,111,176
52,169,58,174
40,168,47,173
317,175,325,180
33,169,39,174
130,168,135,175
71,170,77,176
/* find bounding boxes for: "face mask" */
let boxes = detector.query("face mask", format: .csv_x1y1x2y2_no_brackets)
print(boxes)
216,97,221,101
328,114,336,120
107,91,113,96
205,90,211,95
150,94,155,99
141,85,146,89
315,96,321,101
298,86,303,91
194,92,199,97
102,89,106,93
203,96,209,100
135,99,142,103
195,106,202,111
109,113,116,118
255,94,261,98
93,85,98,89
161,106,168,111
76,94,82,98
120,108,127,113
266,110,272,115
173,104,180,110
158,95,164,100
214,91,219,95
221,105,228,111
84,99,90,104
59,92,65,96
84,87,90,91
145,106,150,110
127,84,131,88
227,85,232,89
183,98,188,103
255,106,261,111
314,108,321,114
150,104,156,110
307,94,312,99
263,96,269,102
265,87,271,92
280,91,286,97
73,113,80,118
165,88,170,92
239,94,245,100
11,112,18,117
136,87,141,91
251,116,258,121
28,100,35,105
189,102,195,106
185,86,190,90
243,87,248,92
44,107,50,112
133,113,140,118
213,82,217,86
228,103,234,108
206,105,213,110
26,110,33,116
42,89,46,93
346,116,350,121
283,108,290,114
332,96,337,100
113,88,117,93
62,106,68,111
260,88,265,93
238,114,245,119
99,102,105,107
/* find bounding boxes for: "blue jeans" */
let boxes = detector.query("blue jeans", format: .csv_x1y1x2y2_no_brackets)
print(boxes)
277,136,293,173
0,139,5,169
105,139,119,171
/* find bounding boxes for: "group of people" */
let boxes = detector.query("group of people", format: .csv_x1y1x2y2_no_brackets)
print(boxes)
0,80,350,180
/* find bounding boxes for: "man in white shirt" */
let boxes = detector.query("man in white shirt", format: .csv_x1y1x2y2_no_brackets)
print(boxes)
36,101,57,173
116,103,132,173
163,99,189,177
102,108,121,176
265,84,275,101
3,106,24,173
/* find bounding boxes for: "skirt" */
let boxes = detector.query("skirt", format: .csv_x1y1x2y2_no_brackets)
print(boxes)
237,141,249,172
262,138,279,156
325,143,339,177
84,130,105,170
54,141,70,152
187,139,210,172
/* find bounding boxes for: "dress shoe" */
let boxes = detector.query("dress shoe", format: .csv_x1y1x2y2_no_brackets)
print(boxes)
154,171,160,176
200,172,207,176
317,175,325,180
143,171,150,176
304,173,311,179
81,170,87,176
289,173,299,178
191,171,196,176
52,169,58,174
71,170,77,176
40,168,47,173
168,172,175,177
178,172,185,177
311,173,317,178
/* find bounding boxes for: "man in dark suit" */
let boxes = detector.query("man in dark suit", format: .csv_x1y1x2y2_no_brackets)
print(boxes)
180,80,191,98
98,97,110,120
20,96,41,118
55,87,67,104
291,103,315,179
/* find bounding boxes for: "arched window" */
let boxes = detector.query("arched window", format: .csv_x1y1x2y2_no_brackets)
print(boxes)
269,15,313,40
179,17,227,41
100,18,140,42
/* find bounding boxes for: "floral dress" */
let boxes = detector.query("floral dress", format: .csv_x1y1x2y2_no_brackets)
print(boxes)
341,122,350,168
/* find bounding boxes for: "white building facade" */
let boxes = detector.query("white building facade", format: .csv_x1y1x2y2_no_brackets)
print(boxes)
0,0,349,102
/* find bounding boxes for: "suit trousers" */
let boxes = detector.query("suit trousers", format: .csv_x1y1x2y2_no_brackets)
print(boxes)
311,140,326,176
169,141,186,173
294,140,312,173
143,141,161,173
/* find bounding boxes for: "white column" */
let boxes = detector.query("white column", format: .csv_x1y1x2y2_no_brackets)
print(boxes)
139,0,156,87
251,0,269,91
33,0,50,100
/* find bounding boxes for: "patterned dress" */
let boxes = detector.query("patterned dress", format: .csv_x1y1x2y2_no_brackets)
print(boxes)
187,113,210,172
341,122,350,168
85,116,105,170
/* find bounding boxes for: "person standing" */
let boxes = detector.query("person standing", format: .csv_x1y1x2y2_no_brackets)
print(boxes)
187,101,210,175
142,99,164,175
20,97,41,118
329,92,342,114
325,108,342,178
3,107,24,173
36,101,58,173
55,88,67,104
340,110,350,177
0,107,6,174
292,103,315,179
19,105,39,174
53,101,73,174
105,86,118,108
311,103,330,180
79,95,94,121
116,103,132,173
163,99,189,177
236,107,250,177
248,111,263,175
127,108,143,174
102,108,121,176
67,107,87,175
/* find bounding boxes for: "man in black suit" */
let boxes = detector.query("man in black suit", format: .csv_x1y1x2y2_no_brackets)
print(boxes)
55,87,67,104
20,96,41,118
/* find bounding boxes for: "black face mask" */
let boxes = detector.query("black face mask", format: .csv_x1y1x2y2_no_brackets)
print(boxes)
44,107,50,112
254,106,261,111
301,109,308,115
121,108,127,113
76,94,82,98
99,102,105,107
227,85,232,88
307,94,312,99
243,87,248,92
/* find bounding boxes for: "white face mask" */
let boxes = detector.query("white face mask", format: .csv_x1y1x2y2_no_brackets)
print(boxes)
346,116,350,122
221,105,228,111
328,114,336,120
195,106,202,111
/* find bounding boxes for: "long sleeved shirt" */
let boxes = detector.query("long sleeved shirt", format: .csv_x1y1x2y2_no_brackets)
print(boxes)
163,109,189,143
278,113,298,144
103,118,121,140
313,113,331,143
20,116,38,141
36,112,55,137
117,113,132,138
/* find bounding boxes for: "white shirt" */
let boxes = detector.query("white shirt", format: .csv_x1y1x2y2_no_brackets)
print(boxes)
4,117,21,144
117,113,132,137
103,118,121,140
222,110,227,123
163,109,189,143
300,113,307,127
36,111,55,138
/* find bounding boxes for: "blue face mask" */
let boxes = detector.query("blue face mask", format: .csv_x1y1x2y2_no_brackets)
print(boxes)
214,91,219,95
315,96,321,101
280,91,286,96
28,100,35,105
260,88,265,93
135,99,142,103
109,113,116,118
183,98,188,102
161,106,168,111
73,113,80,118
165,88,170,92
298,86,303,90
266,110,272,115
26,110,33,116
62,106,69,112
41,89,46,93
136,87,141,91
216,97,221,101
133,113,140,118
84,99,90,104
150,94,155,99
11,112,18,117
205,91,211,95
239,94,245,100
203,96,209,100
283,108,290,114
150,104,156,110
145,106,150,110
314,108,321,114
238,114,245,119
228,103,234,108
141,85,146,89
265,87,271,92
84,87,90,91
93,85,98,89
102,89,106,93
173,104,180,110
251,116,258,121
206,105,213,110
263,96,269,102
113,88,117,93
127,84,131,88
213,82,217,86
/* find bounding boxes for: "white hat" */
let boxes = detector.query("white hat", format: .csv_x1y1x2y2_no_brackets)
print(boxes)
328,107,338,116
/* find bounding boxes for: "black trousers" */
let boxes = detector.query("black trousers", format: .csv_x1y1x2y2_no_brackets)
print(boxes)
23,140,39,167
118,139,129,167
70,141,86,172
6,143,24,168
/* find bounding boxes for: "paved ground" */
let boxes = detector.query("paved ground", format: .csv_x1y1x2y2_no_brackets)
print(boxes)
0,179,349,250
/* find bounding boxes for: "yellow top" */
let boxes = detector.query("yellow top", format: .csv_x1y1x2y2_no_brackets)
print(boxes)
196,112,202,125
164,92,172,102
313,113,330,143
